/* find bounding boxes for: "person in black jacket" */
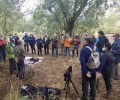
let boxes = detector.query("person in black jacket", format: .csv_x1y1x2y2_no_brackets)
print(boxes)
42,34,50,55
13,33,19,46
97,31,109,53
101,43,114,98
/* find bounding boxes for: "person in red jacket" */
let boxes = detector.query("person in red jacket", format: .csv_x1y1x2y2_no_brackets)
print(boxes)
72,34,81,57
0,35,6,62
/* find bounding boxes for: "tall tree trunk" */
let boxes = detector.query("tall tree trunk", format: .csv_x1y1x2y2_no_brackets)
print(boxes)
65,18,75,37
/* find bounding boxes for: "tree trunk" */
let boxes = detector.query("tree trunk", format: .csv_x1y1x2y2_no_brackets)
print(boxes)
65,18,75,37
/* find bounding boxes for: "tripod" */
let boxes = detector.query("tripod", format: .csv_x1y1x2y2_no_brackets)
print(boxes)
64,76,79,99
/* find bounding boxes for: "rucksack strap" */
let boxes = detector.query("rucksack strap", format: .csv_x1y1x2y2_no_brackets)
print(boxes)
86,46,96,52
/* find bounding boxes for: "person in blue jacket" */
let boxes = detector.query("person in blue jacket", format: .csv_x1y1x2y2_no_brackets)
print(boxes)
22,33,29,52
111,33,120,80
13,33,19,46
36,36,43,56
29,34,36,54
101,43,114,98
80,36,102,100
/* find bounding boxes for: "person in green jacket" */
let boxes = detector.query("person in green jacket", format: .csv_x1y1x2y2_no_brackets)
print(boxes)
6,40,16,74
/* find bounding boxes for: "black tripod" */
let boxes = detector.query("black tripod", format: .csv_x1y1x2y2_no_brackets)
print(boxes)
64,76,79,99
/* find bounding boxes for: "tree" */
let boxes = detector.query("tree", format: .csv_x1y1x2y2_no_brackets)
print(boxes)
33,0,113,36
0,0,25,35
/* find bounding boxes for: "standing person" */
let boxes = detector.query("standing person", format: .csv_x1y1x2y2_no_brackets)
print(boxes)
60,33,65,55
13,33,19,46
64,35,71,57
101,43,114,98
43,34,50,55
29,34,36,54
36,36,43,56
72,34,81,57
15,41,26,80
22,33,29,52
0,35,6,62
111,33,120,80
51,35,58,57
91,35,99,45
80,36,102,100
97,31,109,53
6,40,16,74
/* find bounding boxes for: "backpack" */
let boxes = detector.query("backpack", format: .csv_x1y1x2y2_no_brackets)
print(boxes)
86,46,100,69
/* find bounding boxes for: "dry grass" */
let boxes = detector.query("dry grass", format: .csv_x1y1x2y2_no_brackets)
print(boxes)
0,55,120,100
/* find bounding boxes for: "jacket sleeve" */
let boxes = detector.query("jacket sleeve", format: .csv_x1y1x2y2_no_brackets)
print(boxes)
80,48,88,74
111,44,120,55
97,54,107,73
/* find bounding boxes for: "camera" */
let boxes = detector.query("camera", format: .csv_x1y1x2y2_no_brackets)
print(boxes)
64,66,72,81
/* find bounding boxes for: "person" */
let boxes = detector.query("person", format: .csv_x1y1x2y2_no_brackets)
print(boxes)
97,31,109,53
29,34,36,54
51,35,58,57
111,33,120,80
80,36,102,100
22,33,29,52
101,43,114,97
90,35,99,44
13,33,19,46
42,34,50,55
6,40,16,74
72,34,81,57
60,33,65,55
15,40,26,80
36,36,43,56
64,35,71,57
0,35,6,62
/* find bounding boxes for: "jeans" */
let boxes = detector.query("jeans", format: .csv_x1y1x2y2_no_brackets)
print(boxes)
103,74,112,93
64,47,70,56
9,58,16,74
81,74,96,100
24,43,29,52
113,62,119,80
72,45,79,57
17,59,25,80
44,45,49,55
52,44,58,56
37,47,42,56
0,50,6,62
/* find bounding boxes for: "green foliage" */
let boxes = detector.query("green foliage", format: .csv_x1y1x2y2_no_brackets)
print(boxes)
0,0,25,35
32,0,112,36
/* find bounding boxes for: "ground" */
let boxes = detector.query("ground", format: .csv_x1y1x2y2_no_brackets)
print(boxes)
0,54,120,100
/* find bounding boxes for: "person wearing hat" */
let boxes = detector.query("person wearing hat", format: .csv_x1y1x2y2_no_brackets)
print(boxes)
97,31,109,54
6,40,16,74
80,36,102,100
42,34,50,55
111,33,120,80
15,40,26,79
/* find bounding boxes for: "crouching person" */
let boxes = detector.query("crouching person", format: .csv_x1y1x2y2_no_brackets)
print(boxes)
6,40,16,74
15,41,26,80
80,36,102,100
102,43,114,98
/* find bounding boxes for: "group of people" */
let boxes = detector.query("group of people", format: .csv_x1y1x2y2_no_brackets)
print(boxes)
80,31,120,100
0,31,120,100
